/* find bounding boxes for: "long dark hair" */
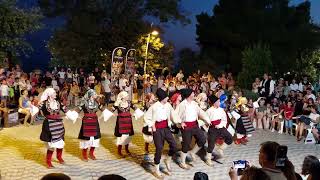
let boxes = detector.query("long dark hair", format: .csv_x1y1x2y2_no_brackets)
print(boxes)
302,155,320,180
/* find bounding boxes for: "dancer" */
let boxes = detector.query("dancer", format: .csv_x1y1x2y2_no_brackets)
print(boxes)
169,91,183,144
39,88,67,168
206,95,233,164
176,88,211,168
113,91,135,157
77,89,103,161
144,88,180,177
234,97,255,145
142,93,157,156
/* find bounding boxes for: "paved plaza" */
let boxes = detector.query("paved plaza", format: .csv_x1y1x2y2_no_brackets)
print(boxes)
0,113,319,180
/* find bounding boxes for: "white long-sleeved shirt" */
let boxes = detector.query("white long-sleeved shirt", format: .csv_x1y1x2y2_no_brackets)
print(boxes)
206,107,228,129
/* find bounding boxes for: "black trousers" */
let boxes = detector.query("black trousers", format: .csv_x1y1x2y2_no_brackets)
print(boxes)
153,128,177,164
207,127,233,153
181,127,206,153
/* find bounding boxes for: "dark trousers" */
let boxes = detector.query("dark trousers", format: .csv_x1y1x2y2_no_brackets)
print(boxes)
153,128,177,164
207,127,233,153
181,127,206,153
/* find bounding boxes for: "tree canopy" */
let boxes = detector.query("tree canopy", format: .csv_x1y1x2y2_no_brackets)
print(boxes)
0,0,42,67
39,0,188,69
196,0,320,75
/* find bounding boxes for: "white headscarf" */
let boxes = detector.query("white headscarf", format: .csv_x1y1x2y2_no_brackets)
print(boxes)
40,88,56,102
114,91,129,107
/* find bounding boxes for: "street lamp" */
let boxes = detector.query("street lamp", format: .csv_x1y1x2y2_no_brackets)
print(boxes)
142,30,159,106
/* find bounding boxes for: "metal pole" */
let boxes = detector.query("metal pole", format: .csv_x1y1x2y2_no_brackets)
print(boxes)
142,33,151,106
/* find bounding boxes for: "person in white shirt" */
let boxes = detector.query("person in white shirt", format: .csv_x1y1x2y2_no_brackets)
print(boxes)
176,88,211,169
101,73,111,105
306,88,316,101
118,74,127,91
176,70,184,82
144,88,180,177
210,78,219,91
57,68,66,85
0,79,9,107
289,79,299,91
206,95,233,165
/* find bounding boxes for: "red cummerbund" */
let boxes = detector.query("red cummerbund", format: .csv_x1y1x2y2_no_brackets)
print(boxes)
211,119,221,126
155,120,168,129
185,121,198,129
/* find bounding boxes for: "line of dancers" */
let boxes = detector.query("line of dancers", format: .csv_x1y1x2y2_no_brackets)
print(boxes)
38,87,255,179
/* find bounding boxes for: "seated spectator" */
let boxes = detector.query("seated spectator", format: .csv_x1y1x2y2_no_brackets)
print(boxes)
41,173,71,180
295,105,320,141
18,89,32,126
98,174,126,180
301,155,320,180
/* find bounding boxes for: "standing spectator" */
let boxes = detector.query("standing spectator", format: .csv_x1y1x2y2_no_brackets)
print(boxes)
57,68,66,86
259,73,271,98
176,70,184,81
101,73,111,105
290,79,299,91
0,79,9,107
252,78,260,93
69,81,80,106
283,101,294,135
66,68,73,84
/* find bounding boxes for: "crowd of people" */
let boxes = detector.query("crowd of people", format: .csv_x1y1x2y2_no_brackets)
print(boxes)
0,65,320,180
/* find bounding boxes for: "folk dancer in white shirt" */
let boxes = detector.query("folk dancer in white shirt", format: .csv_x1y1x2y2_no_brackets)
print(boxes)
206,95,233,164
144,88,181,177
176,89,211,169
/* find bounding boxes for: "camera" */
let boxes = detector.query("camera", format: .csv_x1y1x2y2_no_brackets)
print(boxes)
233,160,248,176
276,145,288,167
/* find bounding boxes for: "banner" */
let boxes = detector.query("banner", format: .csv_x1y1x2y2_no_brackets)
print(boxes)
111,47,126,79
125,49,136,75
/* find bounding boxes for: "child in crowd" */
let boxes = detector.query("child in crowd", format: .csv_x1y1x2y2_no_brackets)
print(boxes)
283,101,294,135
0,79,9,107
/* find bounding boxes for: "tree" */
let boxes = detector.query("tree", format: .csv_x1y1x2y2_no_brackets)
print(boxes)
237,43,272,89
297,49,320,82
178,48,199,76
196,0,320,74
39,0,188,69
0,0,42,67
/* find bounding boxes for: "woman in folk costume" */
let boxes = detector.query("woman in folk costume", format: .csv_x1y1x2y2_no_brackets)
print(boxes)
39,88,67,168
144,88,180,178
113,91,136,157
77,89,103,161
206,95,233,164
142,93,157,155
233,97,255,145
176,88,212,168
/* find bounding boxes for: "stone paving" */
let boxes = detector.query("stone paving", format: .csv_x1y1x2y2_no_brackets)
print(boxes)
0,113,320,180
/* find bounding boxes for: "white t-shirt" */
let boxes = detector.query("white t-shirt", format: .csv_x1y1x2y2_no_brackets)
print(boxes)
58,71,66,79
307,94,316,101
289,83,299,91
176,73,184,80
0,84,9,96
102,79,111,93
210,81,219,90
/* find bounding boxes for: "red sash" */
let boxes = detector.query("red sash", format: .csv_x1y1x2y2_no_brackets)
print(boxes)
155,120,168,129
211,119,221,126
185,121,198,129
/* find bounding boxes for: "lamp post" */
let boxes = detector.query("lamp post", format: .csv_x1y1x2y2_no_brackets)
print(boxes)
142,30,159,106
